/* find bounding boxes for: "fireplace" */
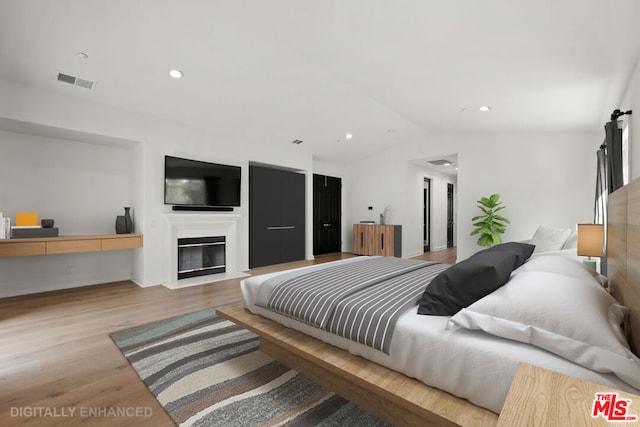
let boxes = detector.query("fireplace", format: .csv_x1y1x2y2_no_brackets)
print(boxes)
163,212,247,289
177,236,225,280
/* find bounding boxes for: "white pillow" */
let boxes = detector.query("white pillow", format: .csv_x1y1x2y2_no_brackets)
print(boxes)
514,254,610,287
529,226,572,253
513,254,598,282
447,271,640,390
561,229,578,250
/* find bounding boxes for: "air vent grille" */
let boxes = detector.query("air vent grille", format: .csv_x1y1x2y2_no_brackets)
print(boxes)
291,139,303,145
57,73,76,84
74,78,94,89
57,72,96,90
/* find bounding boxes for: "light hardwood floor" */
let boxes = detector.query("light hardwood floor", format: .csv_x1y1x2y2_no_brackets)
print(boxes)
0,249,455,426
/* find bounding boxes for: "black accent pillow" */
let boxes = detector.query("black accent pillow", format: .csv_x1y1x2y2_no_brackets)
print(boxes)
484,242,535,269
417,249,519,316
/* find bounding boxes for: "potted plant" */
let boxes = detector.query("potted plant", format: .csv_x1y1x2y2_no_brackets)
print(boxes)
470,194,510,247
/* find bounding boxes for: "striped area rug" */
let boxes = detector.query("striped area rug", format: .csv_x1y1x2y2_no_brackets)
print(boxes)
110,307,389,426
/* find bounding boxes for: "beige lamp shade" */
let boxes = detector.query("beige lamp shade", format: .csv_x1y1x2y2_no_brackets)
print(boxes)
577,224,604,257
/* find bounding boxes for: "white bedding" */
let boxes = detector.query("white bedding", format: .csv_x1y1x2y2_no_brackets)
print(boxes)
241,257,639,414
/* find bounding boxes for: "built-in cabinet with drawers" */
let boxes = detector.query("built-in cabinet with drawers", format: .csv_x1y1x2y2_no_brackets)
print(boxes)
352,224,402,257
0,234,143,257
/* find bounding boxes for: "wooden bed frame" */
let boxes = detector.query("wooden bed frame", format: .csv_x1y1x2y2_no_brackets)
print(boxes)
607,177,640,356
216,304,496,426
217,177,640,427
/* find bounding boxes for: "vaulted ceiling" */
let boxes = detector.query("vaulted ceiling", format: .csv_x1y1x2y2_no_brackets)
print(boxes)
1,0,639,164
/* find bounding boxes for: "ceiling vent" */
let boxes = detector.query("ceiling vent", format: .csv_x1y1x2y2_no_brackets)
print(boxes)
291,139,303,145
428,159,453,166
57,72,96,90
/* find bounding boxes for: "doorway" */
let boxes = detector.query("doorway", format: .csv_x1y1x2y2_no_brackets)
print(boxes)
423,178,431,252
313,174,342,255
447,183,455,248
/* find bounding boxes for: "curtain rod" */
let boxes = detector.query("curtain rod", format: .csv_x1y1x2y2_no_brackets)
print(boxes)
600,109,633,149
611,109,633,120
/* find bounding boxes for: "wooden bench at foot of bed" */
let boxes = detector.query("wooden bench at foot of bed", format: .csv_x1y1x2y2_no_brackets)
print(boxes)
216,303,498,427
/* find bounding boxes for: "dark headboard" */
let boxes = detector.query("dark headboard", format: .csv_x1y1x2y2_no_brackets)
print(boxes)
607,177,639,357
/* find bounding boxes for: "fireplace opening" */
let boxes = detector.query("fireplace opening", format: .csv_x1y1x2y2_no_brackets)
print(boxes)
177,236,225,280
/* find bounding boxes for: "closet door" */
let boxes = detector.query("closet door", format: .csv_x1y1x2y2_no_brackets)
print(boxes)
250,166,282,268
250,165,305,268
279,171,305,263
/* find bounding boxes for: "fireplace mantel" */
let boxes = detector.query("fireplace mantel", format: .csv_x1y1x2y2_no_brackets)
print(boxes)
163,213,247,288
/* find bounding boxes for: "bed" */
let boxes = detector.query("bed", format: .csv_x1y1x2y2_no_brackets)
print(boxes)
218,177,640,426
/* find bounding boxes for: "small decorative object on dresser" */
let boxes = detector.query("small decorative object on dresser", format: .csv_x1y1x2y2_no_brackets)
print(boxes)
115,216,126,234
0,212,8,239
15,212,38,227
124,207,133,233
11,227,59,238
116,207,133,234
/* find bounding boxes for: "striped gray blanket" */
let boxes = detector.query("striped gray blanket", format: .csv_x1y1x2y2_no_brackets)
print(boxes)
255,257,449,354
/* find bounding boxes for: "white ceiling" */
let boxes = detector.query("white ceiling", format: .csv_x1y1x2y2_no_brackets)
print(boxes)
1,0,639,164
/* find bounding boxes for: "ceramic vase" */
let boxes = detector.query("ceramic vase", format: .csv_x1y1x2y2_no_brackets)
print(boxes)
124,207,133,233
115,216,126,234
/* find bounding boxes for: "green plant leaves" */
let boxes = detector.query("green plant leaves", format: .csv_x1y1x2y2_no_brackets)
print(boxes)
477,234,495,247
470,194,509,247
494,215,510,224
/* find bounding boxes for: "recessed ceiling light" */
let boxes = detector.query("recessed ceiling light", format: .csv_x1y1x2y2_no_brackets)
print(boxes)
169,69,184,79
345,133,353,140
479,105,491,112
428,159,452,166
76,52,88,60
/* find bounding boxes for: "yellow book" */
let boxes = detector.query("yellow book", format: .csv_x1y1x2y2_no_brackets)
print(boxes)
16,213,38,227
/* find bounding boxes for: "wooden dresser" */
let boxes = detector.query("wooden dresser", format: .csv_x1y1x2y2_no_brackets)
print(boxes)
352,224,401,257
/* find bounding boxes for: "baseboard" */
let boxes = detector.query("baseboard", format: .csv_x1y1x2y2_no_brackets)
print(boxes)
403,250,424,259
0,273,133,299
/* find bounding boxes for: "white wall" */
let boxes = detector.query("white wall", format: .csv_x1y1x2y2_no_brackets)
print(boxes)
456,134,597,258
0,129,134,234
335,156,456,257
0,129,137,296
348,155,406,228
621,60,640,180
346,131,600,261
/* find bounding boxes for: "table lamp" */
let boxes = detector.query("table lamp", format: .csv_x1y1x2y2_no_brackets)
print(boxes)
577,224,604,270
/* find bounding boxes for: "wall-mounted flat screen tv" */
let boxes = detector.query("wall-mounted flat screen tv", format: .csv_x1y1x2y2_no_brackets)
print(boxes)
164,155,241,208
